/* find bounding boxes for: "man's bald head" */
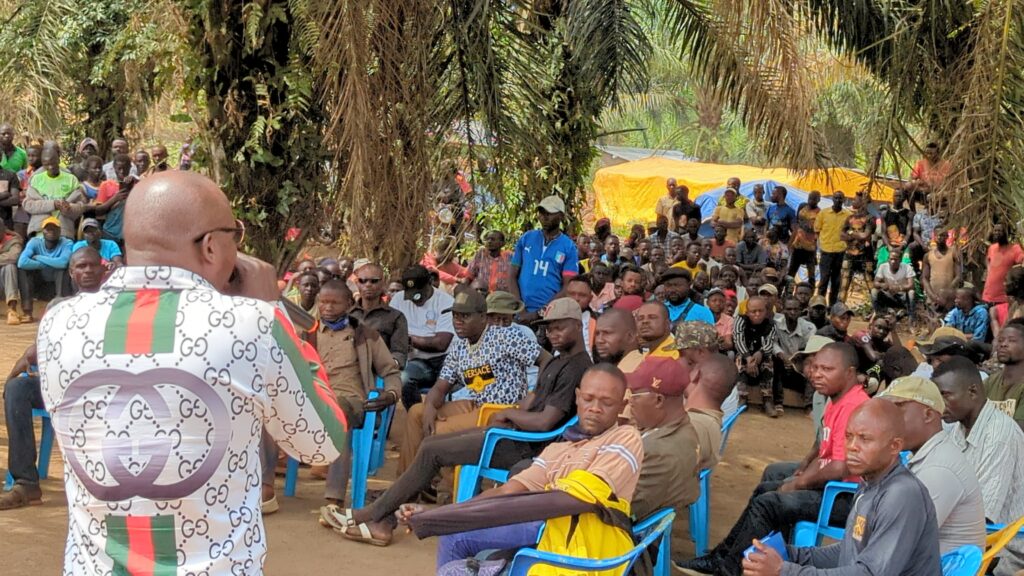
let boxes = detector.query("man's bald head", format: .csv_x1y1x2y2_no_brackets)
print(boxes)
124,171,238,290
845,398,905,481
593,308,638,364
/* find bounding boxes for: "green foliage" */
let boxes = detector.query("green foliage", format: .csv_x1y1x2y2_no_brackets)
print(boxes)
178,0,331,272
0,0,179,153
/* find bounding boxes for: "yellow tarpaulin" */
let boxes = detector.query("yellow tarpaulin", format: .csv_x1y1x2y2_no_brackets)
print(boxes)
592,157,894,225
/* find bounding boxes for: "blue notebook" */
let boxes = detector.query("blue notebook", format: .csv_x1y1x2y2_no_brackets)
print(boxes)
743,531,789,561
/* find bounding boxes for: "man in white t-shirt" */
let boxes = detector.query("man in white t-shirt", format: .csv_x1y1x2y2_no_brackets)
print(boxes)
873,249,916,317
390,264,455,409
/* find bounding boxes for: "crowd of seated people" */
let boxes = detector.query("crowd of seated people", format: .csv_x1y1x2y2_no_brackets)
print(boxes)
3,147,1024,576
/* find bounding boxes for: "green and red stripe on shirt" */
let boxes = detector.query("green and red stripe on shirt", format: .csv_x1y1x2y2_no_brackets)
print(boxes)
105,514,177,576
103,289,181,355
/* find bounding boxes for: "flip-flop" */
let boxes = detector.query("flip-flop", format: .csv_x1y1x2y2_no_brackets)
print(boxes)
0,485,43,510
340,522,391,547
318,504,354,530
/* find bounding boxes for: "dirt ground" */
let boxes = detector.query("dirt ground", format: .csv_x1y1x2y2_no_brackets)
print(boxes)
0,319,814,575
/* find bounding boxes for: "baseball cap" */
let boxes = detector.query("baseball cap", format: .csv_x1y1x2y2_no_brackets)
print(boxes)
758,284,778,296
41,216,61,230
706,287,726,299
627,356,689,397
830,302,854,317
791,335,834,365
537,297,582,323
809,295,828,309
916,326,968,347
400,265,432,303
444,288,487,314
486,291,524,315
612,295,644,312
352,258,372,273
763,267,780,279
667,321,719,351
537,195,566,214
81,218,101,230
917,335,968,358
879,375,946,413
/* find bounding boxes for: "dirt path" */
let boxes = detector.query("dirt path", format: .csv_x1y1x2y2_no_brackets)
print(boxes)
0,321,813,575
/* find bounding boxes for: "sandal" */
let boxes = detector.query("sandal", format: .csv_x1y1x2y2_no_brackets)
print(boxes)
0,485,43,510
340,522,391,546
319,504,354,530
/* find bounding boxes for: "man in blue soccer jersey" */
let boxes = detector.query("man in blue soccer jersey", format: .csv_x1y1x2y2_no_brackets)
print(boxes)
511,195,580,320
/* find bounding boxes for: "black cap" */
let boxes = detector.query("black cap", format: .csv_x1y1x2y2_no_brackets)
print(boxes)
401,265,432,303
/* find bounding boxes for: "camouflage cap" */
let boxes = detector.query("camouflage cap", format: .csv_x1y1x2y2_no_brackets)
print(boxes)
667,321,719,351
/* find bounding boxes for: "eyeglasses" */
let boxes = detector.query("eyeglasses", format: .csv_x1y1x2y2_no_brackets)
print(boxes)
192,219,245,246
358,278,382,285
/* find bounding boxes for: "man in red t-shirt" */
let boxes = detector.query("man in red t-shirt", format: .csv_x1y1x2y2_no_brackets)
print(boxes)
679,342,869,575
983,223,1024,305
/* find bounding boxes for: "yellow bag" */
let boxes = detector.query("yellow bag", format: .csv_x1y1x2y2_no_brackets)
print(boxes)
531,470,636,576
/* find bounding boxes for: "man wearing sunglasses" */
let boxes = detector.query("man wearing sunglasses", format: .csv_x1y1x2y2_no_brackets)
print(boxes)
34,171,349,576
351,262,409,369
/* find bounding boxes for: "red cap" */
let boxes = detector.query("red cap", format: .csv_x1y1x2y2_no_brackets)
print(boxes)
613,295,644,312
626,356,689,397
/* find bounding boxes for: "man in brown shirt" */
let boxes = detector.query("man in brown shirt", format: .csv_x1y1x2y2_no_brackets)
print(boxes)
0,218,23,323
350,262,409,368
686,353,739,471
627,356,701,521
298,280,401,511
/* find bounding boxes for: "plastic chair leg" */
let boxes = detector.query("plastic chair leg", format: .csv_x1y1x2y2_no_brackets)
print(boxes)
792,521,818,548
455,465,480,503
350,427,371,509
284,457,300,497
36,412,54,480
4,410,54,491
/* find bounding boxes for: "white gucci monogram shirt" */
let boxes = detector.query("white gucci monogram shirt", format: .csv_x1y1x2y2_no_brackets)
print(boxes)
38,266,348,575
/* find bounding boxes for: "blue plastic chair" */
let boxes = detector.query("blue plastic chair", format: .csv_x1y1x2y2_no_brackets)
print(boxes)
940,544,983,576
790,451,912,547
284,378,395,508
791,481,859,547
508,508,676,576
689,404,747,556
4,408,54,491
454,415,579,503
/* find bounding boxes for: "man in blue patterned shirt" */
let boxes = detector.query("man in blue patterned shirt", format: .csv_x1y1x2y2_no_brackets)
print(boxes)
944,287,989,342
400,288,552,474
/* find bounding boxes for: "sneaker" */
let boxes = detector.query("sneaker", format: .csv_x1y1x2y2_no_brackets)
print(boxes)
764,397,778,418
17,312,33,324
6,309,20,325
261,485,279,515
775,405,785,417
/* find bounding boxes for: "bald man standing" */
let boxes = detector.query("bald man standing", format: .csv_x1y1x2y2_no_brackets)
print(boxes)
36,172,348,575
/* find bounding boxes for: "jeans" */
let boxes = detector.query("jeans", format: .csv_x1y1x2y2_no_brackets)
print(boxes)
401,355,447,410
817,251,845,307
366,428,535,526
3,375,45,486
17,267,71,314
706,461,851,576
437,520,543,570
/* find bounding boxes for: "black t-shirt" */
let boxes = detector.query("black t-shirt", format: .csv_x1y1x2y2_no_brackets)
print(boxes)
527,350,593,428
816,324,848,343
672,200,702,226
884,208,912,239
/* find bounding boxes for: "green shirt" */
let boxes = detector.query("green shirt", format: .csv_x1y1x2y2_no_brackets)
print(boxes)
30,170,80,200
983,369,1024,427
0,146,27,172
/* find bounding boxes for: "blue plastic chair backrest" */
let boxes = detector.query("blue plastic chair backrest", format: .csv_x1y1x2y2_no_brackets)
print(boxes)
815,481,859,540
719,405,746,456
508,509,675,576
940,545,983,576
